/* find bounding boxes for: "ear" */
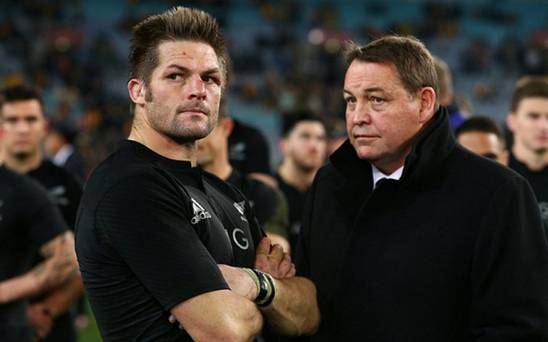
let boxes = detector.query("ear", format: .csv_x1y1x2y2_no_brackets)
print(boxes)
279,138,288,155
418,87,436,124
506,112,516,133
221,117,234,137
500,149,510,166
128,79,146,106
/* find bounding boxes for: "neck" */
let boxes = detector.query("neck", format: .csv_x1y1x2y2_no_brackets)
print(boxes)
3,151,43,174
129,124,197,166
278,159,316,192
512,143,548,171
201,158,232,180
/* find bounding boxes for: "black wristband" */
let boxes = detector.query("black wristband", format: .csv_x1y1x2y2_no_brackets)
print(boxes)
251,269,276,307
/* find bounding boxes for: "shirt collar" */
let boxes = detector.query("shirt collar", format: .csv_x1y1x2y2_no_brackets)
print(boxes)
371,164,404,189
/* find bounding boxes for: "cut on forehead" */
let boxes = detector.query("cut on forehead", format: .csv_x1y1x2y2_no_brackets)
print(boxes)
156,40,222,69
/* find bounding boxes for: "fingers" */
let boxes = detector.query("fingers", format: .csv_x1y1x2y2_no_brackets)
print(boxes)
256,237,271,256
278,252,293,278
269,243,284,262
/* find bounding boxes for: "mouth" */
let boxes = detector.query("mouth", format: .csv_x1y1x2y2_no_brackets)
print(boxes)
354,134,378,140
180,108,207,116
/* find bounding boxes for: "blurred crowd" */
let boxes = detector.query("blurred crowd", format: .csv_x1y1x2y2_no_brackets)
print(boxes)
0,0,547,176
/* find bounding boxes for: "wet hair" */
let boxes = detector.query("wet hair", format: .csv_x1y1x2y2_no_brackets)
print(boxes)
281,110,326,137
510,76,548,112
129,6,229,84
0,84,44,117
344,35,439,101
455,116,505,147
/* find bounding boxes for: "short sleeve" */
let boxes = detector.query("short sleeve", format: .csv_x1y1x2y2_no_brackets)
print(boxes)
96,171,228,311
19,178,68,249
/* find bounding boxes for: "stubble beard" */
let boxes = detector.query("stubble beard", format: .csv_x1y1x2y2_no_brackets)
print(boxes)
145,92,214,145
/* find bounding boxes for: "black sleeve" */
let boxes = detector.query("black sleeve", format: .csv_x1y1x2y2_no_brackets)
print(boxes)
96,171,229,311
470,176,548,339
19,178,68,250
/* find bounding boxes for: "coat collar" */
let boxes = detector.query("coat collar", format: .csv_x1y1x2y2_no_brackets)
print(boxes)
330,107,456,189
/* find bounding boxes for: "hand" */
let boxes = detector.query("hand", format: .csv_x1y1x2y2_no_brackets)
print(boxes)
254,238,295,279
217,264,257,300
27,303,53,340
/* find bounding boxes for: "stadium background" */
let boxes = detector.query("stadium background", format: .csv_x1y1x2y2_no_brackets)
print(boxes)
1,0,546,340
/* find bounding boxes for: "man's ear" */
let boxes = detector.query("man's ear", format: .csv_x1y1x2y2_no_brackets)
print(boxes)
500,149,510,166
279,138,288,155
222,117,235,137
418,87,436,124
506,112,516,133
128,79,146,106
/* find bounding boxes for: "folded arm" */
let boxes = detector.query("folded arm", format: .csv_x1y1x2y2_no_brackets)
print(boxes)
219,238,320,336
170,289,263,342
0,231,78,304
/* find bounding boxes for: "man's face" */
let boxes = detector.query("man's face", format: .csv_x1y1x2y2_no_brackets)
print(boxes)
343,61,425,172
282,121,327,172
508,97,548,154
457,131,508,165
141,40,223,143
0,99,46,159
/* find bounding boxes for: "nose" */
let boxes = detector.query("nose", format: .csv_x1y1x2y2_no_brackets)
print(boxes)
351,101,372,125
15,119,31,133
187,75,207,100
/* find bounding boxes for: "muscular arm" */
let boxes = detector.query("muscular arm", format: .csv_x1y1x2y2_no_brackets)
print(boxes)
33,272,84,318
219,238,320,336
0,231,78,304
261,276,319,335
170,289,263,342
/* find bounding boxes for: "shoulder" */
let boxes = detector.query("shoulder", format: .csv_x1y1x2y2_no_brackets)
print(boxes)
448,146,526,192
83,154,182,209
203,171,246,202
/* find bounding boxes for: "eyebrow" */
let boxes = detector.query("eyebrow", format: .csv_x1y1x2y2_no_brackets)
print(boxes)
343,87,386,95
165,64,221,75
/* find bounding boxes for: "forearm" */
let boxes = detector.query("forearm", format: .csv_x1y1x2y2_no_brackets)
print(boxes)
0,232,78,305
261,276,320,336
0,270,41,304
171,289,263,342
0,260,77,305
35,273,84,318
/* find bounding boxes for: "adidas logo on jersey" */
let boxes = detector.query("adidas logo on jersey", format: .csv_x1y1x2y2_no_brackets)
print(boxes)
190,198,212,224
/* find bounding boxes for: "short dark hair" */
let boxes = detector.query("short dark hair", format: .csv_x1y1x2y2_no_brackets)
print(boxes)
344,35,439,101
129,6,229,87
510,76,548,112
281,110,326,137
0,84,44,117
455,116,505,146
